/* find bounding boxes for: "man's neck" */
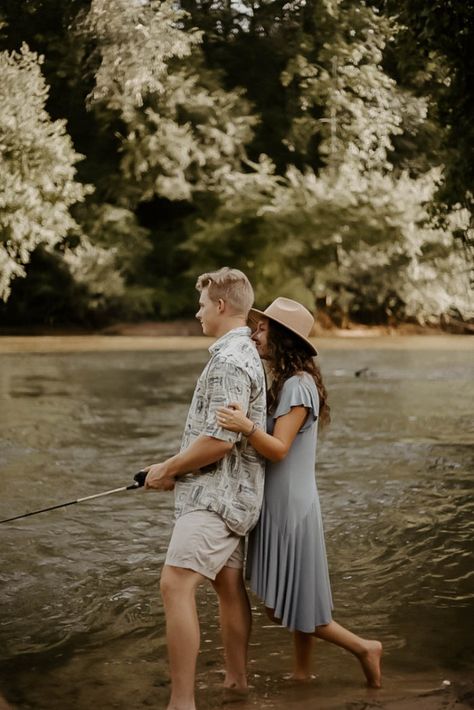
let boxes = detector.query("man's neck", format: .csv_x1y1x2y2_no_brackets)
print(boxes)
213,317,247,340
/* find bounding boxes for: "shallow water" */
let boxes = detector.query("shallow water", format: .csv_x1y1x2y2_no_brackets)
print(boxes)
0,344,473,709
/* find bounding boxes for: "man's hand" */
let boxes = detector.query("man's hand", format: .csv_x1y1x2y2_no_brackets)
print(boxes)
142,462,175,491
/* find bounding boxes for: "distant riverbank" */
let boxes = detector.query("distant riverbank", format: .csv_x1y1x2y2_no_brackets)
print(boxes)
0,332,472,354
1,314,473,340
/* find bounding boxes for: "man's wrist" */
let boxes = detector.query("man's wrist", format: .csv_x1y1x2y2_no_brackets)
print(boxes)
162,456,180,477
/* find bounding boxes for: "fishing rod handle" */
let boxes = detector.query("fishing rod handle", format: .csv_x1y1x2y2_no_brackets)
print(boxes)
133,470,148,488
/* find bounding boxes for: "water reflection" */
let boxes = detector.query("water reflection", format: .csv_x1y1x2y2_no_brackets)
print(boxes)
0,346,472,708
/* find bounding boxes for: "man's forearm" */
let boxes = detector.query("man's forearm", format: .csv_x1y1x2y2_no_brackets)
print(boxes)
164,435,233,477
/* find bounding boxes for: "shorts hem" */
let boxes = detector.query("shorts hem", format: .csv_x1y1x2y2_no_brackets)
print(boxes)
164,558,218,581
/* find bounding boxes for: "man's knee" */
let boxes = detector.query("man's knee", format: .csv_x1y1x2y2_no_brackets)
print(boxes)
213,566,246,600
160,565,203,602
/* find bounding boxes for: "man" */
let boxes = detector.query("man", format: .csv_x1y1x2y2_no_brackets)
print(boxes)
143,267,266,710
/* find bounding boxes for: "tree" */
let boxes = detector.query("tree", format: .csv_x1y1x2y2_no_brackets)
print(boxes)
0,44,90,301
70,0,261,317
379,0,474,216
184,0,473,323
0,0,471,325
83,0,257,204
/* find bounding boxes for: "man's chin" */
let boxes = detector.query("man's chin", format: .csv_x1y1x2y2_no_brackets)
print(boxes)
200,322,217,337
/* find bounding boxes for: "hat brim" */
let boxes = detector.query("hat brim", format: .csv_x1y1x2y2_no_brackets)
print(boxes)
249,307,318,356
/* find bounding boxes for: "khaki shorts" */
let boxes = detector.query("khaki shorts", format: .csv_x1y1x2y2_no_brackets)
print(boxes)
165,510,244,580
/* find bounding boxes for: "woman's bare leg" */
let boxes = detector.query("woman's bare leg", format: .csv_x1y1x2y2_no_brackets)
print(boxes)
313,620,382,688
265,607,381,687
265,608,314,680
292,631,314,679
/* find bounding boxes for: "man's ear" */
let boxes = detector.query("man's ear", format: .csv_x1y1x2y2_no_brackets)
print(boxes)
217,298,225,313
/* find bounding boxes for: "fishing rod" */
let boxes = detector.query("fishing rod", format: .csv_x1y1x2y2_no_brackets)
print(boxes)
0,471,148,525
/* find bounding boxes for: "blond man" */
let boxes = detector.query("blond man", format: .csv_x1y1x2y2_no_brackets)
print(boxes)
143,267,266,710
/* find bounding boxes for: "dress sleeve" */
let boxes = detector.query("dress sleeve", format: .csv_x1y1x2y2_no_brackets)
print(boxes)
202,358,251,443
273,376,319,431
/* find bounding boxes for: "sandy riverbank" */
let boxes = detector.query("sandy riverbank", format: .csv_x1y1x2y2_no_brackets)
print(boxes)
0,333,472,354
382,682,474,710
4,678,474,710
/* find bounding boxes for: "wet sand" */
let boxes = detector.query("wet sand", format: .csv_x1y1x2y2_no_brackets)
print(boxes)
0,333,471,353
2,669,473,710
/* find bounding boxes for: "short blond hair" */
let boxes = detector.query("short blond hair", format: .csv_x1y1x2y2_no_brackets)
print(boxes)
196,267,254,316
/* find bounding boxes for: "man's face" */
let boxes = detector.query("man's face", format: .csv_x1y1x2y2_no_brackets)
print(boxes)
251,318,269,359
196,288,221,336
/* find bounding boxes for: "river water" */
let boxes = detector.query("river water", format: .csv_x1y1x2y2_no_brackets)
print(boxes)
0,341,473,709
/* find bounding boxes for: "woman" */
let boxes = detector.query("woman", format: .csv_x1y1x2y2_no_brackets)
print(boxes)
217,297,382,687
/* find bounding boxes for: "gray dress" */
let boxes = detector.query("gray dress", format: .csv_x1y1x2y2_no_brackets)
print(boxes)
247,373,333,632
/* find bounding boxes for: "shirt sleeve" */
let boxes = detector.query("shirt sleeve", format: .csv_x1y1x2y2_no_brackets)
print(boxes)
202,359,252,443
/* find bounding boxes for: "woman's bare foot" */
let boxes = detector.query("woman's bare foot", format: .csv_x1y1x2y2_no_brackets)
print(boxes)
223,673,248,692
358,640,382,688
284,671,315,682
222,685,249,705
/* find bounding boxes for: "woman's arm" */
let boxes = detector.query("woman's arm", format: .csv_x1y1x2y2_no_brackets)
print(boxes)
216,403,308,463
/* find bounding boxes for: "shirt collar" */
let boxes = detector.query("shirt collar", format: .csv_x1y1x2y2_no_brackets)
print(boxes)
209,326,251,354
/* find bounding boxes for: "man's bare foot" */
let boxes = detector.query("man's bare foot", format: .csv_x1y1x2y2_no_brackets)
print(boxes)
358,640,382,688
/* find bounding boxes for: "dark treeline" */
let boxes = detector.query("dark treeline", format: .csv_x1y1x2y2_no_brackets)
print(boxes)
0,0,472,328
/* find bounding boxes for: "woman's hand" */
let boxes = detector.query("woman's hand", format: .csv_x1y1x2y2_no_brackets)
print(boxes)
217,402,252,434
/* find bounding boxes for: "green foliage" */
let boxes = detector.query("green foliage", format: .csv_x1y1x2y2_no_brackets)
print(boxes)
186,159,473,321
0,44,91,301
64,202,156,317
380,0,474,215
184,1,472,323
281,2,427,173
0,0,472,326
84,0,257,203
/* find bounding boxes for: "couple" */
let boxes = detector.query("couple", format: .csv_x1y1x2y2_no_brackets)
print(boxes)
142,267,382,710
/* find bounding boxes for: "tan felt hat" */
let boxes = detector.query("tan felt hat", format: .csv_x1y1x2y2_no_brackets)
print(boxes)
250,297,318,356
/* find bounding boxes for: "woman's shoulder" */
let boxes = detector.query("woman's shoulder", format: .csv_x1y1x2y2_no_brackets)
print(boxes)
278,372,318,402
273,371,319,422
282,372,316,391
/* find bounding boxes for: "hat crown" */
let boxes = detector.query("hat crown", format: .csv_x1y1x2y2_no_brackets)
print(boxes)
264,297,314,339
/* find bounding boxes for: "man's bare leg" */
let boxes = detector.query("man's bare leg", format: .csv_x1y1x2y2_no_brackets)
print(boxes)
313,620,382,688
212,566,251,690
160,565,206,710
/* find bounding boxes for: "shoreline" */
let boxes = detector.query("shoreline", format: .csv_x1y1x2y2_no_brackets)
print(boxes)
0,332,472,353
1,675,473,710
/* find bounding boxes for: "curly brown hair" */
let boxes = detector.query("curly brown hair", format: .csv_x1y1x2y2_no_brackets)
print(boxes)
265,320,330,427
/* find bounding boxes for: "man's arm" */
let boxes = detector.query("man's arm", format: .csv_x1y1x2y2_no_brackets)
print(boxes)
145,359,250,491
144,435,233,491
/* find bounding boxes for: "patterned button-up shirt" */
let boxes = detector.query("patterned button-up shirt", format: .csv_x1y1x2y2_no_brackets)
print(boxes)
174,327,266,535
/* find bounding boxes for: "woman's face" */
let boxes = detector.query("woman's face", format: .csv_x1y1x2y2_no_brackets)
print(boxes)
251,318,269,359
